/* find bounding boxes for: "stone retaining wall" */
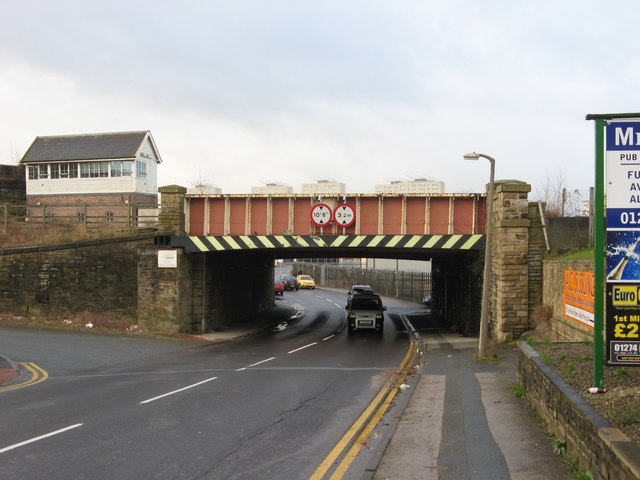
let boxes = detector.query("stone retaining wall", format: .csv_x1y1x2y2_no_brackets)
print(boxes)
0,235,154,317
517,342,640,480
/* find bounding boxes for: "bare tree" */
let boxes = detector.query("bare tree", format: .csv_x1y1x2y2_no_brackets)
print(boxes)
188,172,218,194
8,143,22,165
532,171,584,217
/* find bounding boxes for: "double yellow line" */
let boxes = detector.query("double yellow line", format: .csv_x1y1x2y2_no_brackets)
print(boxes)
0,363,48,392
309,340,421,480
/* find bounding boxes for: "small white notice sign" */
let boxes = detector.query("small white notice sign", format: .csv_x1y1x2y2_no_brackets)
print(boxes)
158,250,178,268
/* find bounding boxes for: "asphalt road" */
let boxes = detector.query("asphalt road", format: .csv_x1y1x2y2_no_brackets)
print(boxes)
0,289,415,480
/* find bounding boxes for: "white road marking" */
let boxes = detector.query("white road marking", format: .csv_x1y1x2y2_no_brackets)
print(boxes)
0,423,83,454
236,357,276,371
288,342,318,354
322,334,335,341
139,376,218,404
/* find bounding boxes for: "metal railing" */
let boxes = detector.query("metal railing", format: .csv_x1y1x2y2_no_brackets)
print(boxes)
1,202,160,235
293,261,431,303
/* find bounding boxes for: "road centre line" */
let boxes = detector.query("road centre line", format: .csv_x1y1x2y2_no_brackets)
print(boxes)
139,376,218,404
0,423,83,454
288,342,318,354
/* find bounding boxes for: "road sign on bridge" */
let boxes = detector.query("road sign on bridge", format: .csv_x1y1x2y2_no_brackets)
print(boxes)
334,204,356,227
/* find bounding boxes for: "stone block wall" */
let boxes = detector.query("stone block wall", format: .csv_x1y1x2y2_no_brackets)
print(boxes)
0,235,154,317
518,342,640,480
528,202,547,319
137,247,193,333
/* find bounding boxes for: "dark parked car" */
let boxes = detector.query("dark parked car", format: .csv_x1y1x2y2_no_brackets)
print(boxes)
283,276,300,291
347,285,374,305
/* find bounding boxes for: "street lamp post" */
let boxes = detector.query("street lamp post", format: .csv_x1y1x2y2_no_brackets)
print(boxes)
463,152,496,359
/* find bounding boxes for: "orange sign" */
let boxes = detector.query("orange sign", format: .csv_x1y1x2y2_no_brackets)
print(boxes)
563,270,595,329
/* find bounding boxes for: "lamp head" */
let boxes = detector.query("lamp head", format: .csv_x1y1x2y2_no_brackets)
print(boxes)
463,152,480,161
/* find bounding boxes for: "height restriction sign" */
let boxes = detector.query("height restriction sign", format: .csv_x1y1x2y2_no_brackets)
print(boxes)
310,203,332,227
334,204,355,227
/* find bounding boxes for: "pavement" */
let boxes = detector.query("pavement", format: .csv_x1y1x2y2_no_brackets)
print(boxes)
0,289,569,479
0,354,18,384
371,323,569,480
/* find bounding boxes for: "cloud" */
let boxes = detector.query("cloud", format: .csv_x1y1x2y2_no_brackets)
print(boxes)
0,0,638,196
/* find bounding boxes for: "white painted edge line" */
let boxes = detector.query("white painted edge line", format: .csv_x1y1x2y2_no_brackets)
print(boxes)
288,342,318,354
0,423,83,454
322,334,335,341
139,376,218,404
236,357,276,371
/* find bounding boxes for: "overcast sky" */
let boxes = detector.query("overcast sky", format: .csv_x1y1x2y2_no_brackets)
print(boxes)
0,1,637,197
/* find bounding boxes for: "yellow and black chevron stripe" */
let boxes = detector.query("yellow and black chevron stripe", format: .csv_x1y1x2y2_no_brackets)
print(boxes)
158,234,485,253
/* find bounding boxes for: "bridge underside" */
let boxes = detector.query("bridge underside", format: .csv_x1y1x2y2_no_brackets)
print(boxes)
156,233,485,259
150,233,484,335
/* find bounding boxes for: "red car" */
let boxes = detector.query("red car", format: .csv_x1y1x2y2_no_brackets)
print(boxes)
274,280,285,296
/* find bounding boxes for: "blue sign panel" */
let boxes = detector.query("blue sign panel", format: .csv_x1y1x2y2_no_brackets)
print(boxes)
607,122,640,151
607,208,640,229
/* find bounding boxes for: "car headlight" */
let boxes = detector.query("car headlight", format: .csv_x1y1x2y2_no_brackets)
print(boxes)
376,313,383,320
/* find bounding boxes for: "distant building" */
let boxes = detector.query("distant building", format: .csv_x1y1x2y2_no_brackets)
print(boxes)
301,180,346,195
19,130,161,225
375,179,445,194
251,183,293,194
188,186,223,195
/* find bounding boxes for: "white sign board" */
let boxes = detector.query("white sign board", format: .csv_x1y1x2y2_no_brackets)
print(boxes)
158,250,178,268
606,121,640,228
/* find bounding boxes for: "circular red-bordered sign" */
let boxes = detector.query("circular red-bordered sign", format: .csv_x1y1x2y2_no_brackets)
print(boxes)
334,204,356,227
310,203,332,227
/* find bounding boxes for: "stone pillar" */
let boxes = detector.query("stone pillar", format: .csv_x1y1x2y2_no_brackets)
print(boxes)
490,180,532,342
140,185,190,332
158,185,187,235
137,248,192,333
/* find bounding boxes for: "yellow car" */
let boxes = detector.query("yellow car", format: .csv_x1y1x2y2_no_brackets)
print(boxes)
296,274,316,289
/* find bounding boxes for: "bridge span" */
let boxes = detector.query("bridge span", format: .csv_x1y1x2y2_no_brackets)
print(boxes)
150,181,541,340
183,192,487,237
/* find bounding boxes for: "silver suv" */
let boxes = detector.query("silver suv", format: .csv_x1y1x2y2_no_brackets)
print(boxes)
346,294,386,334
